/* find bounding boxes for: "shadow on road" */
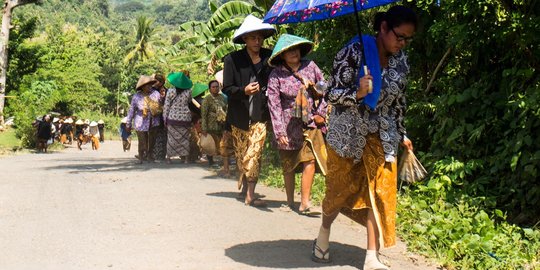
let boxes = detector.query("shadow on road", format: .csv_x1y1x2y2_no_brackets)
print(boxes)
42,158,208,174
225,239,365,269
207,191,290,213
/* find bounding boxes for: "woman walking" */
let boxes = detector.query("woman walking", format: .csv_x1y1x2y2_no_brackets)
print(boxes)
120,117,132,152
163,71,193,164
151,73,168,161
97,120,105,143
126,75,162,164
267,34,328,215
36,114,53,153
311,6,417,269
200,80,227,168
188,83,207,163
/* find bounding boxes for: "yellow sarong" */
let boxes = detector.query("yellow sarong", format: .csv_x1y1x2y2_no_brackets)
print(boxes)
323,134,397,248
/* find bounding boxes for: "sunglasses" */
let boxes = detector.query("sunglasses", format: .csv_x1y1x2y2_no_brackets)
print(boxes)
391,28,414,43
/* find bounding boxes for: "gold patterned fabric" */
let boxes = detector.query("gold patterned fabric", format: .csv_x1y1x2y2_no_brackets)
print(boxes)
279,128,327,175
232,122,267,187
323,134,397,248
219,131,234,157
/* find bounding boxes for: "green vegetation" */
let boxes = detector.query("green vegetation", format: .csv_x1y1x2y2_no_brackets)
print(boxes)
258,1,540,268
0,128,20,149
2,0,539,269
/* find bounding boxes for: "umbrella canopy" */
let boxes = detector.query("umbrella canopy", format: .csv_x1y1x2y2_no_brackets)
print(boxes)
264,0,399,24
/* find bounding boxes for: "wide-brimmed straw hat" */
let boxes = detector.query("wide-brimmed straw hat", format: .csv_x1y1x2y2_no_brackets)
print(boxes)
192,83,208,98
75,119,84,125
136,75,157,90
167,72,193,90
97,119,104,124
232,15,276,44
268,34,314,67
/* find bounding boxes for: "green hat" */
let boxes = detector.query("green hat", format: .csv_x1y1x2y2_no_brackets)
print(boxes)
268,34,314,67
192,83,208,98
167,72,193,90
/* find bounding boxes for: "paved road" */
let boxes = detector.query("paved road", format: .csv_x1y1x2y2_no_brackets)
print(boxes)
0,141,438,270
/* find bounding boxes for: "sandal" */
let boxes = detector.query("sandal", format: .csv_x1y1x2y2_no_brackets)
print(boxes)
245,198,267,208
299,207,322,217
311,239,331,263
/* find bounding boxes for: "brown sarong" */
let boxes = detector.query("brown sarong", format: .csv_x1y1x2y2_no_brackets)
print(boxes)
279,128,327,175
219,131,234,157
323,134,397,248
232,122,267,187
91,136,100,150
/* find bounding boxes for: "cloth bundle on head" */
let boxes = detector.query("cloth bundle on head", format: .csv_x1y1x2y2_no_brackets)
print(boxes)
214,70,223,85
232,14,276,44
136,75,157,90
167,72,193,90
152,73,165,84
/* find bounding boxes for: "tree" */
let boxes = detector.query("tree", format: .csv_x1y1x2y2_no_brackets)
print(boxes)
124,15,157,64
0,0,40,127
168,0,275,74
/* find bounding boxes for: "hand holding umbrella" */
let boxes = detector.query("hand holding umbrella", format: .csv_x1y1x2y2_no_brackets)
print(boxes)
357,69,374,100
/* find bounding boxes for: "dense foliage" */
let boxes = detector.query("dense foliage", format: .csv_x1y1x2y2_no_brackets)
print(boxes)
284,0,540,268
3,0,539,269
4,0,213,145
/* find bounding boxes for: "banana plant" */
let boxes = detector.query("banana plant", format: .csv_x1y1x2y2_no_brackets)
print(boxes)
165,0,285,73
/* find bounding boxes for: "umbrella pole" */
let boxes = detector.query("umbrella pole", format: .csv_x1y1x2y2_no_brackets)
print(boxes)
352,0,372,92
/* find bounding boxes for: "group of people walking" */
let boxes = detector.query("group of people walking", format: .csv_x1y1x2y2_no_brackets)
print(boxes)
123,5,417,270
34,115,105,153
124,72,234,175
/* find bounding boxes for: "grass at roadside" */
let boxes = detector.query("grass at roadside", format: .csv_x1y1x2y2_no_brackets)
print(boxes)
0,128,20,149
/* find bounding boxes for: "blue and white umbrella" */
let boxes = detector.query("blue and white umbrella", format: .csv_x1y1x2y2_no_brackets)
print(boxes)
263,0,399,25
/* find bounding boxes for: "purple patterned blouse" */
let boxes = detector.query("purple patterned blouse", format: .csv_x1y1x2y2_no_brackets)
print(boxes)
267,60,328,150
126,89,162,132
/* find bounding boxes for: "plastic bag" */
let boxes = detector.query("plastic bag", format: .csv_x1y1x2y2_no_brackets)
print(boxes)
398,150,428,183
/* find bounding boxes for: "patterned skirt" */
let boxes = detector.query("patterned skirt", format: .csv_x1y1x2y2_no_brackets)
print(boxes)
167,125,190,158
219,131,234,157
323,134,397,248
232,122,267,187
153,127,167,160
